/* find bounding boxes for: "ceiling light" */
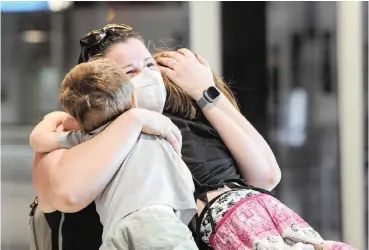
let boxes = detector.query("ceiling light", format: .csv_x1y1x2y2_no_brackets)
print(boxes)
22,30,47,43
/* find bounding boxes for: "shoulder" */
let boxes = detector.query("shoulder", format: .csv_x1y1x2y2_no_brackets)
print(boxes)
164,112,218,138
164,112,211,129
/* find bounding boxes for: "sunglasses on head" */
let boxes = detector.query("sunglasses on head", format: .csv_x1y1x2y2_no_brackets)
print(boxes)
79,24,133,48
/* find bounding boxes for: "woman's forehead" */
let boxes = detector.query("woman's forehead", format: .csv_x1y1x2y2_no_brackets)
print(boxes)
106,39,152,66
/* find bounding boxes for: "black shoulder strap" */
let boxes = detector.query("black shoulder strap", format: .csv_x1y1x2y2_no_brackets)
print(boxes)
29,197,39,216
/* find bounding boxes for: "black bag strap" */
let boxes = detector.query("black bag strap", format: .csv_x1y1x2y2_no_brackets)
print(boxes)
29,196,64,250
29,197,39,217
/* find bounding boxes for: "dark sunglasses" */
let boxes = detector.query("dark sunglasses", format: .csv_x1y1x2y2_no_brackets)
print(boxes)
79,24,132,48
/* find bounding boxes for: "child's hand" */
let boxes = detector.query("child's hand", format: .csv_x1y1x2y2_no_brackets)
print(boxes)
56,124,65,132
62,115,79,131
41,111,68,131
30,111,72,153
43,111,68,122
130,108,182,155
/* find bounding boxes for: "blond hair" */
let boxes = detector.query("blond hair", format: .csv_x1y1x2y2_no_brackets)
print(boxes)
60,58,133,132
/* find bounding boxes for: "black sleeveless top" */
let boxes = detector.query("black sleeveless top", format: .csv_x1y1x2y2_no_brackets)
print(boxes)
44,202,103,250
164,113,245,199
45,113,244,249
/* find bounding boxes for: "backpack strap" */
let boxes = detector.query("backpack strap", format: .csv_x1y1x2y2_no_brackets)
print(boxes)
29,197,40,250
29,197,64,250
29,197,39,216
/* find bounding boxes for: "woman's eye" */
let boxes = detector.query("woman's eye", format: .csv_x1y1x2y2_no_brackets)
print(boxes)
147,62,156,68
126,70,134,74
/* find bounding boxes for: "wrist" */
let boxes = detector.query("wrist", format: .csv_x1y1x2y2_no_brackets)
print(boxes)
196,85,222,110
201,94,225,113
192,82,215,101
123,108,146,128
44,112,68,127
56,124,65,132
44,111,68,120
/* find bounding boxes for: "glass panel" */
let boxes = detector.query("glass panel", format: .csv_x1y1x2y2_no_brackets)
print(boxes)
362,1,368,247
266,2,342,240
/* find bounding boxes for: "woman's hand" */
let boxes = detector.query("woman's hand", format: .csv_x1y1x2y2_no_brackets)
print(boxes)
157,49,214,100
130,108,182,155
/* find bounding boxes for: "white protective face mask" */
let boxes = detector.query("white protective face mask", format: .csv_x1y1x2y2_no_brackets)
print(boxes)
130,68,167,113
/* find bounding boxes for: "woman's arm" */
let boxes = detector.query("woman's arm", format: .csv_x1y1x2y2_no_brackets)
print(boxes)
33,108,182,213
202,92,280,183
201,95,281,191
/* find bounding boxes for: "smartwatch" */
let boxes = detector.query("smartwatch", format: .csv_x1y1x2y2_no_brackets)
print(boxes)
196,86,221,109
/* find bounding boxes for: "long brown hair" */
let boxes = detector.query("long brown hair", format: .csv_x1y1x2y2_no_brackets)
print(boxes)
153,52,240,119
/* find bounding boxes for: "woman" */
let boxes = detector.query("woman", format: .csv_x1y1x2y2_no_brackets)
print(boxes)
33,24,353,250
155,53,354,250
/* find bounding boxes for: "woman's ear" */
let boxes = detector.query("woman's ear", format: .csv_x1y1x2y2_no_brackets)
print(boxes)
131,92,138,108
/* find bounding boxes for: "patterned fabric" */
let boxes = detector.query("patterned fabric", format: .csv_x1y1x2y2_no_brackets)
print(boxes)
200,190,357,250
200,189,260,244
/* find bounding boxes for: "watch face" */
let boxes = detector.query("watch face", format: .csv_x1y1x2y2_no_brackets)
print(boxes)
205,86,220,101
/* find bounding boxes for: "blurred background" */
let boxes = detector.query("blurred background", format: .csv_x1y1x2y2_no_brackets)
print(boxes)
1,1,367,250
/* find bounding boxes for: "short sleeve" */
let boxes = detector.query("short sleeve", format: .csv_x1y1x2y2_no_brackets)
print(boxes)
58,131,84,149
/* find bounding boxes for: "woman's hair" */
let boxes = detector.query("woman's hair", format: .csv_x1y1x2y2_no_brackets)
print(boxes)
77,25,240,120
153,52,240,119
60,58,134,132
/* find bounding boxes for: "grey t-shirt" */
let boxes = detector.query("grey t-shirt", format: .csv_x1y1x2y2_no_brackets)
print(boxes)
59,124,197,240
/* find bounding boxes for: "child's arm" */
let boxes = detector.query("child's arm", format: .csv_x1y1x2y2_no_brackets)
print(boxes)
30,112,70,153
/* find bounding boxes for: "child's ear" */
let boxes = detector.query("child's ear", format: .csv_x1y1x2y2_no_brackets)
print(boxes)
131,92,138,108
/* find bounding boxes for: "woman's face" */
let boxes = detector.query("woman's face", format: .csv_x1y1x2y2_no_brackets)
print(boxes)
104,38,158,78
